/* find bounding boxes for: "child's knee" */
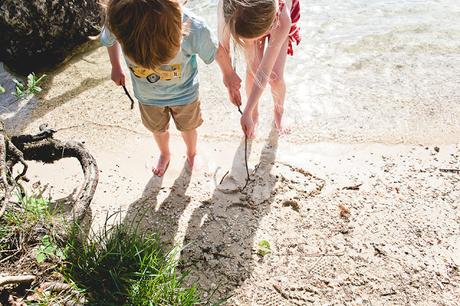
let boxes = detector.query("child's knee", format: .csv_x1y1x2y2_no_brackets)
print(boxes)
269,74,285,89
154,130,169,136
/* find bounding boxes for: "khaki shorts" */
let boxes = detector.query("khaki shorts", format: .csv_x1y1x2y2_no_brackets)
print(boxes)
139,99,203,133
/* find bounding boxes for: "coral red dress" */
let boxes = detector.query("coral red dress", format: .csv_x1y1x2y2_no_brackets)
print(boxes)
263,0,301,55
286,0,301,55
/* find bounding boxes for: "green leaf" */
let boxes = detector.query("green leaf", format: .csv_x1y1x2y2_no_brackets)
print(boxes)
13,89,23,98
257,240,271,257
27,73,35,88
56,248,66,259
12,79,22,87
31,86,42,93
41,235,51,245
0,85,5,94
258,240,271,249
36,252,46,263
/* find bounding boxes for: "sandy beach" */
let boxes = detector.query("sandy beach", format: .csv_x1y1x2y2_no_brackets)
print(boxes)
1,0,460,303
0,44,459,304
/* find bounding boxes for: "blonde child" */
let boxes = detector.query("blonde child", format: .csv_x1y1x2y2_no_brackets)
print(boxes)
218,0,301,137
101,0,240,176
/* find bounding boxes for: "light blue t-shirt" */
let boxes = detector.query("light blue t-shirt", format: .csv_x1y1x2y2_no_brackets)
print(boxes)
100,9,217,106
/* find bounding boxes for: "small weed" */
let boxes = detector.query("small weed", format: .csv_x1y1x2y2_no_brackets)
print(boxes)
13,73,46,98
36,235,66,263
257,240,271,257
21,193,52,220
0,191,54,264
0,85,5,94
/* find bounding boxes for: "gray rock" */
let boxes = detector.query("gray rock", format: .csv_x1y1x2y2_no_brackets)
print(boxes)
0,0,103,73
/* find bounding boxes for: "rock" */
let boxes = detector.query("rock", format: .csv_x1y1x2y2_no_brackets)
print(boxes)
0,0,103,73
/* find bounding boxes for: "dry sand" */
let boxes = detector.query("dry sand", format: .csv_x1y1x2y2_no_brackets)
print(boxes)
0,46,459,305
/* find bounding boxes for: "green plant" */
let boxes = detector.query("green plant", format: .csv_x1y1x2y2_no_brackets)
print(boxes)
0,192,52,241
36,235,66,263
22,194,51,216
0,192,79,305
0,85,5,94
13,73,46,98
63,223,201,305
0,191,54,264
257,240,271,257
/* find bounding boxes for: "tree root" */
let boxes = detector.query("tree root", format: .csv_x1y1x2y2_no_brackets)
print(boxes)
0,124,97,305
1,125,98,225
0,274,36,287
40,281,72,292
0,134,11,218
10,132,98,224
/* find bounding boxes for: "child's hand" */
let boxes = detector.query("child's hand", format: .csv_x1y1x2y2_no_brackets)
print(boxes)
240,111,254,138
111,66,126,86
223,72,242,106
227,87,241,107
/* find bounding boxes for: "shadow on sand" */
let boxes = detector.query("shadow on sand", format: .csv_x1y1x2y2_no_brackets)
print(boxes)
180,127,280,302
121,126,280,303
122,163,193,248
0,47,105,134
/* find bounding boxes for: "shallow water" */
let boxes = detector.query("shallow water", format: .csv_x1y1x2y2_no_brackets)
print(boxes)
188,0,460,144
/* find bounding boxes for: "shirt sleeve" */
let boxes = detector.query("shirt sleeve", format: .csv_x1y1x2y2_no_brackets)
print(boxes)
100,26,117,47
191,20,218,64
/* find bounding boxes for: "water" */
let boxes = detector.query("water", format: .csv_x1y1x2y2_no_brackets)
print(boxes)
188,0,460,144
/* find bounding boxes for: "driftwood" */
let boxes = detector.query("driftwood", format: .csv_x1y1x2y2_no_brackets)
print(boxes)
0,123,98,225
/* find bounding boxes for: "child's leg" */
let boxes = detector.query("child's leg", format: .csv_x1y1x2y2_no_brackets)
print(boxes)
152,131,171,176
138,103,171,176
170,100,203,170
181,129,197,168
244,39,265,125
269,38,290,133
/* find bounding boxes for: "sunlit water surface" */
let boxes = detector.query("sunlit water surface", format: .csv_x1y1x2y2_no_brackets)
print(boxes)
188,0,460,144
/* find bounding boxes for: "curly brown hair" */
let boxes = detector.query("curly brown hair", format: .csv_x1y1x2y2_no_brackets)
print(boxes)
107,0,183,69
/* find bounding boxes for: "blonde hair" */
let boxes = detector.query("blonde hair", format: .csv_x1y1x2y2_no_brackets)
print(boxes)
223,0,276,45
107,0,183,69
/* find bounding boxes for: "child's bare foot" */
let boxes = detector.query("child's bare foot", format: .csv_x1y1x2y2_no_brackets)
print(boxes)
153,154,170,177
276,125,291,135
274,109,291,135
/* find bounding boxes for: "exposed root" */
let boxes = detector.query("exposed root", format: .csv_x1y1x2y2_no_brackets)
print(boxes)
10,134,98,224
0,124,98,227
0,274,36,287
0,134,10,218
0,124,98,304
40,282,72,292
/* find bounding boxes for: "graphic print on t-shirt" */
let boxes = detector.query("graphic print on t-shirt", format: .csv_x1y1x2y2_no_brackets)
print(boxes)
129,64,182,83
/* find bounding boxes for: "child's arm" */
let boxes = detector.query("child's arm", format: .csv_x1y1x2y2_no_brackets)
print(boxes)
241,7,292,136
215,45,242,106
107,42,125,86
216,0,242,106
